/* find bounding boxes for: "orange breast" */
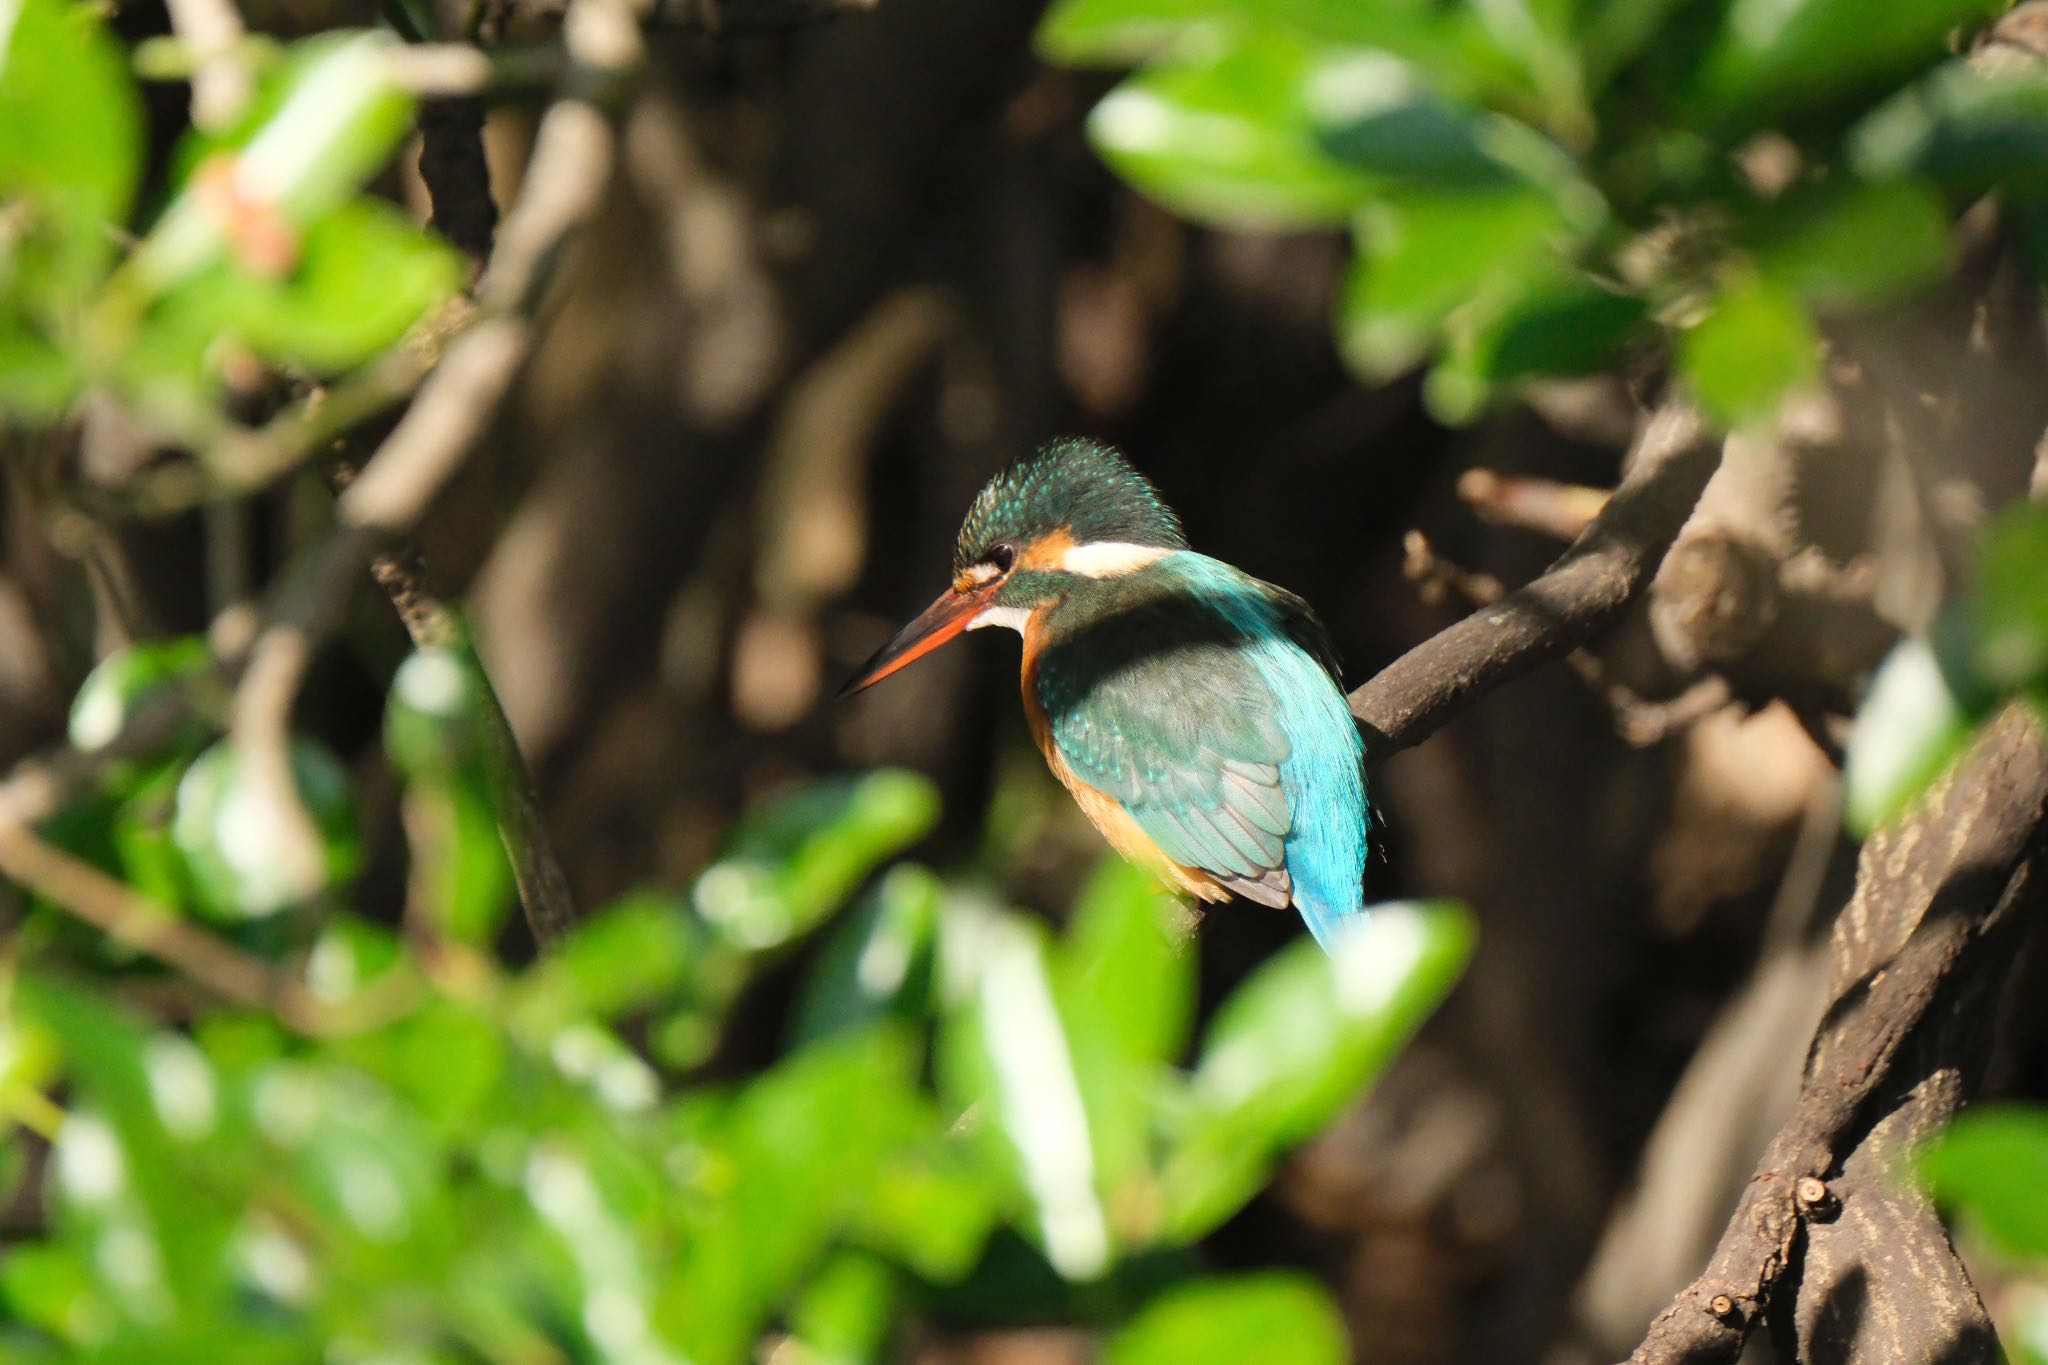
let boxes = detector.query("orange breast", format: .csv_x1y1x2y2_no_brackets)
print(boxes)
1019,611,1230,905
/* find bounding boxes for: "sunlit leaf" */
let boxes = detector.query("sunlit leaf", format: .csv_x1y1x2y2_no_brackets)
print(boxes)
1918,1106,2048,1259
67,636,214,758
1086,31,1376,228
1104,1273,1348,1365
1678,276,1820,427
788,1250,898,1365
1057,856,1196,1071
665,1027,926,1365
791,863,943,1046
385,646,488,781
19,975,238,1319
1338,183,1569,380
697,770,940,953
521,890,720,1026
939,908,1114,1282
167,199,460,373
0,1244,102,1345
848,1129,1000,1283
1034,0,1219,66
1159,900,1472,1239
1842,637,1977,838
0,0,143,298
171,737,362,920
133,31,413,288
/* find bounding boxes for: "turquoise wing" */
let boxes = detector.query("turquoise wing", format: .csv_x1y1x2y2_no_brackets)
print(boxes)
1036,586,1299,908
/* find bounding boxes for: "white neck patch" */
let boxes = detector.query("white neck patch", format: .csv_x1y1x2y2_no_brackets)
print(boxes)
1059,541,1171,578
969,605,1033,635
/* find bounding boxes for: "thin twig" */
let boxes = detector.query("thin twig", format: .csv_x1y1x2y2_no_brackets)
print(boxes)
1456,468,1610,542
162,0,252,130
0,817,329,1035
201,0,631,957
1353,401,1720,765
1400,528,1735,749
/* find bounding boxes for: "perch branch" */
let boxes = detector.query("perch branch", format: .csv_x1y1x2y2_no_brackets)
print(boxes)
1623,705,2048,1364
1350,402,1720,765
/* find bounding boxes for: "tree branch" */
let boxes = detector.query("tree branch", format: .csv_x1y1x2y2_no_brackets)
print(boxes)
219,0,641,951
1624,705,2048,1365
1349,402,1720,766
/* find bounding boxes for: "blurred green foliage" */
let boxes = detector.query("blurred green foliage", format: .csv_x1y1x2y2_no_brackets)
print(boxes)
1919,1106,2048,1365
0,637,1474,1357
1843,504,2048,836
1037,0,2023,424
0,0,456,441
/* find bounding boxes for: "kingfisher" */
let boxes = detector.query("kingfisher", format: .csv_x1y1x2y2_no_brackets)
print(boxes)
841,439,1368,951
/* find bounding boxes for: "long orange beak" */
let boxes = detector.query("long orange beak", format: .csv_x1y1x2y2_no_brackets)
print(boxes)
839,586,988,696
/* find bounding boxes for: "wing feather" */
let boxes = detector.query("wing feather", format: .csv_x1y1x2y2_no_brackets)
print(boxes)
1037,574,1299,897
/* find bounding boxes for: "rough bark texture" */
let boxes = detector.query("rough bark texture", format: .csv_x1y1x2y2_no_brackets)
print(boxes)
1350,404,1719,766
1626,707,2048,1364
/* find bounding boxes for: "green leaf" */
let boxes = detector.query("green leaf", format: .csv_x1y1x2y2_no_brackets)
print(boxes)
696,771,940,954
1057,856,1196,1071
1918,1106,2048,1259
1313,65,1511,190
1338,182,1569,380
847,1128,999,1283
385,646,488,781
664,1027,926,1365
1426,274,1647,423
1679,277,1820,427
0,323,82,419
791,863,943,1046
171,737,362,920
1971,505,2048,694
1747,180,1953,308
1842,637,1976,838
68,637,214,757
1034,0,1220,66
19,975,239,1320
1686,0,2000,131
170,199,461,373
0,0,144,289
133,31,413,288
412,783,516,948
1050,864,1195,1237
1086,31,1376,228
0,1244,101,1344
522,891,716,1025
1159,900,1473,1239
1104,1273,1348,1365
1855,66,2048,196
788,1250,898,1365
938,908,1114,1281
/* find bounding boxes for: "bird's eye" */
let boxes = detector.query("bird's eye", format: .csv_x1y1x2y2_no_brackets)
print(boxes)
989,544,1016,573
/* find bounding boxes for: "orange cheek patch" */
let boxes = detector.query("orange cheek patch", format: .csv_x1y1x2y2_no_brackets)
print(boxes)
1018,527,1076,572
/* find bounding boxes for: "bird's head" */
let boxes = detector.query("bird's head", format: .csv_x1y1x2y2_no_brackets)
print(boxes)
840,438,1186,694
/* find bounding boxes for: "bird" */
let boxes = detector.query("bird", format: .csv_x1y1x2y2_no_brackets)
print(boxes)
840,438,1368,951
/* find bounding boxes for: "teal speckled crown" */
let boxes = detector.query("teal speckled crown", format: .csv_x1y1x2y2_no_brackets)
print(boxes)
953,439,1188,573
